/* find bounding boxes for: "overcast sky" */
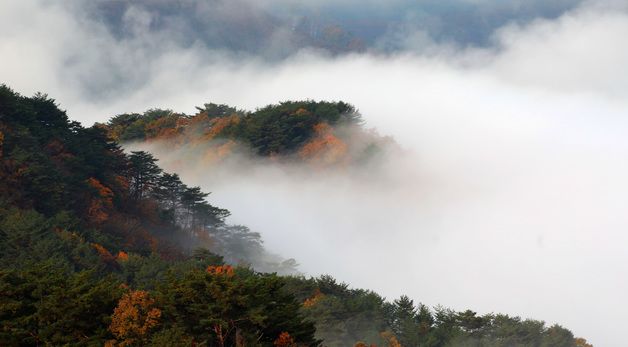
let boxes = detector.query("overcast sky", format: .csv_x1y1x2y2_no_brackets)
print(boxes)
2,1,628,345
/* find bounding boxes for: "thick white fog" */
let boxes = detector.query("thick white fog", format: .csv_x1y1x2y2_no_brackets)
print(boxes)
2,1,628,345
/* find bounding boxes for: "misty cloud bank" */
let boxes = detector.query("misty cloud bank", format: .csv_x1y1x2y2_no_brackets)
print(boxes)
2,0,628,345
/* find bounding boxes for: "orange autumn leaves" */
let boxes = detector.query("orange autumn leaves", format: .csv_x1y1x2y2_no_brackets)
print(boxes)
201,115,241,142
117,250,129,261
144,113,240,146
154,114,241,166
206,264,235,277
354,332,402,347
91,243,130,267
303,288,324,308
108,290,161,346
274,332,296,347
299,122,348,166
112,107,354,167
380,331,402,347
354,343,378,347
86,177,114,224
144,115,181,141
91,242,116,264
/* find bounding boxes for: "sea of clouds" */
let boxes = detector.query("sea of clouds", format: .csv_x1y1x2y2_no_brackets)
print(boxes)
2,1,627,345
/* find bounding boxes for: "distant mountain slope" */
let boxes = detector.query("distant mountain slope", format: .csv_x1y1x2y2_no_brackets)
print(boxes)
0,84,590,346
103,100,393,168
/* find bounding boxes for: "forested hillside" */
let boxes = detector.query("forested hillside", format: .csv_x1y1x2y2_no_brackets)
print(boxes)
0,85,590,346
104,100,389,168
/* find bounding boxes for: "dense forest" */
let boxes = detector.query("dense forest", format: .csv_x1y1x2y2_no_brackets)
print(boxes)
0,84,591,346
103,100,388,169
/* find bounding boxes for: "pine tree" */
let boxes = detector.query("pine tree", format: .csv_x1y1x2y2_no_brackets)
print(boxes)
391,295,419,347
127,151,162,201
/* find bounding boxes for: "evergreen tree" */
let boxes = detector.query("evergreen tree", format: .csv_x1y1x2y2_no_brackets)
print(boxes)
152,172,184,219
391,295,420,347
128,151,162,201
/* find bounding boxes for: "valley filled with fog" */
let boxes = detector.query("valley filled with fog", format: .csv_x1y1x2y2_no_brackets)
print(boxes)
2,1,627,345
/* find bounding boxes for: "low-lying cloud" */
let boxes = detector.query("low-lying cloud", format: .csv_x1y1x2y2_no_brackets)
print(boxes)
2,1,628,345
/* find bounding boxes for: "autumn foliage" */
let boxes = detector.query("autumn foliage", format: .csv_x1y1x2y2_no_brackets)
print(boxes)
299,122,348,166
354,342,377,347
303,288,324,308
105,100,367,166
206,264,235,276
380,331,402,347
274,331,297,347
86,177,114,224
201,115,240,141
91,243,117,266
117,251,129,262
109,290,162,346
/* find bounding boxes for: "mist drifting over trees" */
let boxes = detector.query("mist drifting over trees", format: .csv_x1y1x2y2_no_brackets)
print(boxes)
2,0,627,346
